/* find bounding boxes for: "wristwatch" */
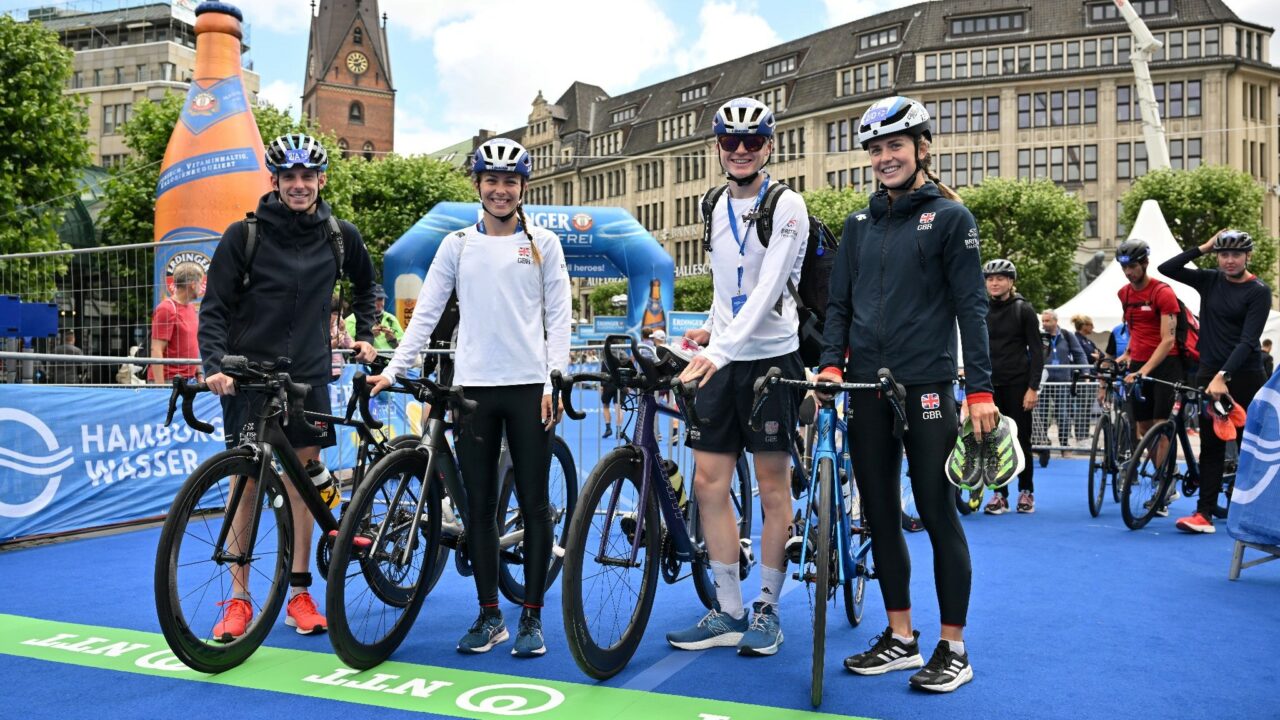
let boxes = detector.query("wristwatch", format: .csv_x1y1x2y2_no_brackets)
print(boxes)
1217,370,1232,383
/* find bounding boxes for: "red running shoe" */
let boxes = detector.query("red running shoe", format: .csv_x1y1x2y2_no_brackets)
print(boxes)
212,598,252,642
1175,512,1216,534
286,592,327,635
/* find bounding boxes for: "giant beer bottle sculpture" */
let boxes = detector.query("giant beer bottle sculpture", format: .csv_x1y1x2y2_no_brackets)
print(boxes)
153,1,269,303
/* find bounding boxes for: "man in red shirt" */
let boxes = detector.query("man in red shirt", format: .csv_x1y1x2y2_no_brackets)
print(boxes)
1113,239,1183,513
150,263,204,383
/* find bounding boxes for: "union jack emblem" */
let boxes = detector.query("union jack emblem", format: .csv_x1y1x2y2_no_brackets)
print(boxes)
518,246,531,257
921,393,940,410
919,212,936,223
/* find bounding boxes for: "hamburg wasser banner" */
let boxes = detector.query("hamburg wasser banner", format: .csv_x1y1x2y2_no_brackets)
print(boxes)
1228,371,1280,547
0,367,418,542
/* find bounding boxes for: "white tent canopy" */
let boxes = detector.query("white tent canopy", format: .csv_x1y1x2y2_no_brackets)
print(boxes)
1053,199,1280,343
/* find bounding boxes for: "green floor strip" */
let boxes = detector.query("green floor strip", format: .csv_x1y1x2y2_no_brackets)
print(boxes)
0,614,869,720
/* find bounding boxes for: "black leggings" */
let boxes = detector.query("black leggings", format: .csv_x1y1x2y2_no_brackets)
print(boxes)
849,382,972,627
454,384,553,608
1196,369,1267,517
992,384,1034,495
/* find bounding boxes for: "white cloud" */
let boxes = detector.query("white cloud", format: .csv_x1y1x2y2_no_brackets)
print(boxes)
238,0,466,39
673,0,780,74
822,0,920,27
430,0,678,134
257,79,302,118
394,102,472,156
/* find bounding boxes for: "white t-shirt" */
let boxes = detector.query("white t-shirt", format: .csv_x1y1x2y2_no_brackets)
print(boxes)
384,224,572,393
700,183,809,368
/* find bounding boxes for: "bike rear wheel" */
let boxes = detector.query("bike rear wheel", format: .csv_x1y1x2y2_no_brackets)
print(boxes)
497,435,579,605
562,448,661,680
326,447,442,669
154,449,292,673
1087,416,1110,517
842,510,872,628
811,457,834,707
1113,412,1135,503
1121,421,1177,530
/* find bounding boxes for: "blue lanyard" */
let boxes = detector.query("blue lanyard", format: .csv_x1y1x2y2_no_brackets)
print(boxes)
476,220,523,235
1048,333,1059,361
725,177,770,293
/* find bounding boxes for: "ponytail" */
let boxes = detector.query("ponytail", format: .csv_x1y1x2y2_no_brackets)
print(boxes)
515,203,542,263
919,151,962,202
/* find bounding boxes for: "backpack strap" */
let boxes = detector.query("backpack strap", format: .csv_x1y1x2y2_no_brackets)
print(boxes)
238,212,259,292
754,181,791,248
700,184,730,254
327,215,346,281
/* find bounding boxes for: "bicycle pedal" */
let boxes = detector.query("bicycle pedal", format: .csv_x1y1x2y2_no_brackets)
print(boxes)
351,535,373,550
552,543,565,558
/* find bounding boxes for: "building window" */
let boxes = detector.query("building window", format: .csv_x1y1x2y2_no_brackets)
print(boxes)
338,138,349,158
1134,142,1148,176
925,55,937,81
1084,39,1098,67
956,51,968,79
1033,147,1048,178
1018,45,1031,72
950,12,1024,35
349,101,364,124
1090,0,1170,22
611,106,636,124
765,55,796,78
1018,94,1030,128
1050,91,1064,126
858,27,898,50
940,53,952,80
1050,43,1064,71
160,62,175,81
1117,86,1131,122
1084,144,1098,180
1187,138,1202,169
1117,142,1131,179
1187,29,1201,59
1034,44,1047,72
1033,92,1047,127
1018,148,1031,180
102,104,131,135
1168,31,1183,60
1187,80,1201,117
1003,47,1015,73
353,27,363,44
1086,202,1099,238
986,48,999,76
1084,89,1097,124
1205,27,1219,56
680,84,708,104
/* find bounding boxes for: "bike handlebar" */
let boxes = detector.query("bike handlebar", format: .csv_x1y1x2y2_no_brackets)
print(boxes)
751,367,909,439
166,377,213,433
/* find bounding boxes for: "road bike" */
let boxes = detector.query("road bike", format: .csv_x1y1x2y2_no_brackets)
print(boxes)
1072,363,1136,517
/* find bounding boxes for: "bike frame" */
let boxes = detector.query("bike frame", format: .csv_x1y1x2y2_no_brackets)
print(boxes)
794,398,867,591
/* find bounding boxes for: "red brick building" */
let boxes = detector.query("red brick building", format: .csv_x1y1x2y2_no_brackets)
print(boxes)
303,0,395,159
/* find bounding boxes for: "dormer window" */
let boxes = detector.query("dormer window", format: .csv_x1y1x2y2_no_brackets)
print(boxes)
858,27,899,51
680,84,709,104
950,12,1024,36
1089,0,1170,22
765,55,797,78
611,106,638,124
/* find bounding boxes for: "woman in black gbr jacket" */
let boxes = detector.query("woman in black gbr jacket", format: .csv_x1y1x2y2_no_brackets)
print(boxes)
816,96,995,693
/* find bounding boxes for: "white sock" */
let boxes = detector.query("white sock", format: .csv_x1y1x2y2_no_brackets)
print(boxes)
289,586,307,599
892,632,915,644
946,639,966,655
755,565,786,608
710,560,744,619
233,591,251,602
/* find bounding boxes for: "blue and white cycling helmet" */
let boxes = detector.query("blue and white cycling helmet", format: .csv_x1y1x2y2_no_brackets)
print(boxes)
472,138,532,178
712,98,776,137
856,96,932,150
265,133,328,173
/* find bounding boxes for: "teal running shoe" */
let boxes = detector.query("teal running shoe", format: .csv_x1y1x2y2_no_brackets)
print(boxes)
981,415,1025,490
945,418,984,490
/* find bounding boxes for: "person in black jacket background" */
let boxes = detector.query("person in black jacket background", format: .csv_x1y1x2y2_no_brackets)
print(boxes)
817,96,995,692
980,259,1042,515
199,134,379,640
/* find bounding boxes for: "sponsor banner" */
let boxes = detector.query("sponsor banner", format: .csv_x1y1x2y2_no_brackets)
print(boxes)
155,147,260,199
0,614,869,720
0,366,417,541
566,256,623,279
668,311,709,337
179,77,250,136
153,241,215,304
1229,376,1280,546
593,316,626,334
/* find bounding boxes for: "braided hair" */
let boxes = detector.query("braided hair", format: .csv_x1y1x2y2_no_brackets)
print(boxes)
514,201,542,264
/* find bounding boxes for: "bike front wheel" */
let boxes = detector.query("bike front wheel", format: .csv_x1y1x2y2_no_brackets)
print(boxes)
154,449,293,673
497,435,579,605
810,457,834,707
1087,415,1110,517
1120,421,1177,530
561,448,660,680
326,447,442,669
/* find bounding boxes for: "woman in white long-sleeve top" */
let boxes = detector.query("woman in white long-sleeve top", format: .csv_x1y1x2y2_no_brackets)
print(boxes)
369,137,572,658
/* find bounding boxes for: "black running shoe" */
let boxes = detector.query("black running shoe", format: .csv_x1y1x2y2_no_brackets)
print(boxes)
844,628,923,675
908,641,974,692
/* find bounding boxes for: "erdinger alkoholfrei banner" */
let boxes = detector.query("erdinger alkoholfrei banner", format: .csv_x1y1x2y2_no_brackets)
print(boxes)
0,366,418,542
383,203,675,337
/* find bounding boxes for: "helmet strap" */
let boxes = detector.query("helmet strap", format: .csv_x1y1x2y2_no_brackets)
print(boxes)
721,151,770,187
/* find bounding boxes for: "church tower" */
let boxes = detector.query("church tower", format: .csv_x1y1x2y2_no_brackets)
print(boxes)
302,0,395,159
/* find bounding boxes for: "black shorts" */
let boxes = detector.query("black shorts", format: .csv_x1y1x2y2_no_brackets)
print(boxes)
220,383,337,450
600,383,620,406
1129,355,1184,423
686,351,803,454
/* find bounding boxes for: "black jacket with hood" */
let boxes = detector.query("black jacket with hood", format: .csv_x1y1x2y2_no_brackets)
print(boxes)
819,182,994,396
986,292,1043,390
199,192,377,385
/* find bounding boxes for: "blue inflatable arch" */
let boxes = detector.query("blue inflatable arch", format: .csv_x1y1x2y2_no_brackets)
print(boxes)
382,202,674,339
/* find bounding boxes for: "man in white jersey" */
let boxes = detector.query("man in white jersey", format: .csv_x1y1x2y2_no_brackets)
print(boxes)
672,98,809,656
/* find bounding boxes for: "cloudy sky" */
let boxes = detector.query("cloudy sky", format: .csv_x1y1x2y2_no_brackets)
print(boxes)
5,0,1278,154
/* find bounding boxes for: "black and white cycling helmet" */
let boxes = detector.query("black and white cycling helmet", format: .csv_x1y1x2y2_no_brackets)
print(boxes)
1214,229,1254,252
472,138,532,178
856,96,932,149
1115,238,1150,265
982,259,1017,279
712,97,776,137
265,133,328,173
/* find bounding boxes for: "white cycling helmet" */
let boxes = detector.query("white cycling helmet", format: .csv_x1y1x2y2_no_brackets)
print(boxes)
856,96,932,150
472,138,532,178
712,97,776,137
982,259,1017,279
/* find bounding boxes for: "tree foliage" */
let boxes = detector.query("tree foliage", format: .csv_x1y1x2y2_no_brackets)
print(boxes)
959,178,1086,311
674,275,712,312
0,16,91,297
1121,165,1277,287
588,280,628,316
801,187,869,233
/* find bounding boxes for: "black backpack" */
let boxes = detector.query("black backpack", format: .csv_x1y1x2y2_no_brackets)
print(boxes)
700,181,838,366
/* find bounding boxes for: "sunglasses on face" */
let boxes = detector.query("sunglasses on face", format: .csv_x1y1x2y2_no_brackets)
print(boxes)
717,135,767,153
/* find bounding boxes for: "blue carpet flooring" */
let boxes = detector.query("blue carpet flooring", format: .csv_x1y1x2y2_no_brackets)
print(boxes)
2,447,1278,720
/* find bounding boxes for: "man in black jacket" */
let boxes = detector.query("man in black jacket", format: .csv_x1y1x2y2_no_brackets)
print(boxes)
980,260,1042,514
199,133,378,640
